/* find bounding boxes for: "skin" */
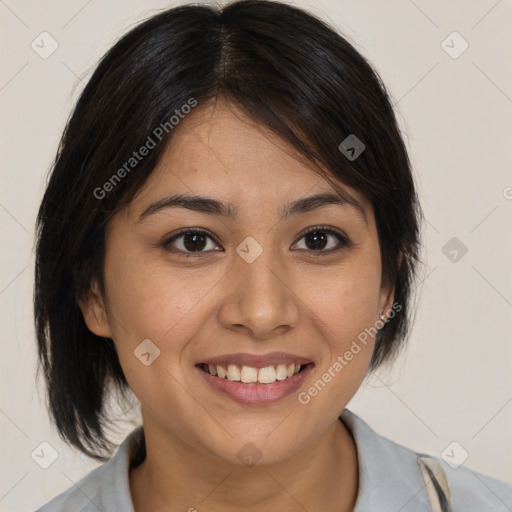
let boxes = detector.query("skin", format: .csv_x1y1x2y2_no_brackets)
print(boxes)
80,98,394,512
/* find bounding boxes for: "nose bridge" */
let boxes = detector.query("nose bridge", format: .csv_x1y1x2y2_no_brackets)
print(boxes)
219,236,299,337
239,240,283,299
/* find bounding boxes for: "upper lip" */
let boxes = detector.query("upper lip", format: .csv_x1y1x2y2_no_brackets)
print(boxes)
198,351,313,368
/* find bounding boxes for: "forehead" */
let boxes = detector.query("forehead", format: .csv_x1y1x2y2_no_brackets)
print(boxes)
126,99,371,218
160,101,320,185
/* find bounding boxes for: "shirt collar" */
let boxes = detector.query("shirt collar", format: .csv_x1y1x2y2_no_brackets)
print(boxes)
110,409,430,511
341,409,431,511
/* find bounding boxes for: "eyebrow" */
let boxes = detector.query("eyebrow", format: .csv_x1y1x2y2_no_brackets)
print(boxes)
137,191,367,224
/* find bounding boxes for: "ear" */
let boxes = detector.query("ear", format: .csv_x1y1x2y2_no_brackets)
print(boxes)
78,280,113,338
378,283,395,320
378,251,402,319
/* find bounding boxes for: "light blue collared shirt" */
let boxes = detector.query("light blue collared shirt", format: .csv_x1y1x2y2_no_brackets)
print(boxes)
34,410,512,511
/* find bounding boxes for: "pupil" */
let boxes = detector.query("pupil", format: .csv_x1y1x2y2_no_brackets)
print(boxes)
184,233,206,252
306,231,327,250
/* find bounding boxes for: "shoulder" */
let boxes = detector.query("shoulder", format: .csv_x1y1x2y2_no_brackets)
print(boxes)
436,457,512,511
33,426,143,512
341,409,512,511
34,462,110,512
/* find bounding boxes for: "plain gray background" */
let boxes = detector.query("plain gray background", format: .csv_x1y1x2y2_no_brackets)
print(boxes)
1,1,511,510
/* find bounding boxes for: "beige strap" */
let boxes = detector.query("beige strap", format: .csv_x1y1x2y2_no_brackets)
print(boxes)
417,455,453,512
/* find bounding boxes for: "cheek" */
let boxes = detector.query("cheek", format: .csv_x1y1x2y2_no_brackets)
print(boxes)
102,243,227,369
302,256,382,345
101,251,210,411
296,253,382,399
105,259,193,341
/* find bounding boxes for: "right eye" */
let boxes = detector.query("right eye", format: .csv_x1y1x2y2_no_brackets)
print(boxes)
161,228,222,258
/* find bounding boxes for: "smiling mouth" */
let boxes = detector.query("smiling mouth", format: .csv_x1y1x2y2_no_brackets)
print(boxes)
196,362,312,385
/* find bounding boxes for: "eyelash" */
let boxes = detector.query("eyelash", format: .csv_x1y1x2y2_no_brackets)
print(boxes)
161,225,351,259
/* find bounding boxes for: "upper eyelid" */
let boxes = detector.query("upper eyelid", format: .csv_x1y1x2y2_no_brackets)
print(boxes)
164,227,218,244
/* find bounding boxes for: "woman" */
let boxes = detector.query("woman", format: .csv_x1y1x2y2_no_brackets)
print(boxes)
33,1,512,511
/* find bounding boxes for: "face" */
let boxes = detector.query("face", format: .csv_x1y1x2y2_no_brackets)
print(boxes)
81,99,393,465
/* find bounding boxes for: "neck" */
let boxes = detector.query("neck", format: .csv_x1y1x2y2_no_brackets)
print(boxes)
129,413,358,512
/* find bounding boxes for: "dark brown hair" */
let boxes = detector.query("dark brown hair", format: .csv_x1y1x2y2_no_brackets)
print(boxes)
34,0,422,460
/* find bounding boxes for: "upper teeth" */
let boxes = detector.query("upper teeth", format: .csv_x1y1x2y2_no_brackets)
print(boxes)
204,363,302,384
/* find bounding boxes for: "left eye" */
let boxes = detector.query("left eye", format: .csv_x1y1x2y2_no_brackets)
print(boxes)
162,226,349,258
292,227,349,254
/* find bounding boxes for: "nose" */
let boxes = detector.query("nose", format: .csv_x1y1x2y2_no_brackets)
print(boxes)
218,244,300,340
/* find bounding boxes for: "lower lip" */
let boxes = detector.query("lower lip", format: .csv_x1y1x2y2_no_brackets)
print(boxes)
195,364,314,405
